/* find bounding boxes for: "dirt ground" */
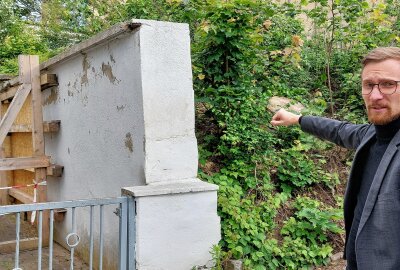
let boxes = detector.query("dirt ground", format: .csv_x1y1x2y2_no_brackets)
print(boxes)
317,258,346,270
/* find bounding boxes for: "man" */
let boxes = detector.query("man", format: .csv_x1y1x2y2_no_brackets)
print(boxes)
271,47,400,270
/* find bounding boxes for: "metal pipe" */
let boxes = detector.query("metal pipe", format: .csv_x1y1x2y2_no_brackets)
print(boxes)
15,212,20,269
38,211,43,270
70,207,75,270
89,205,94,270
99,204,104,270
49,210,54,270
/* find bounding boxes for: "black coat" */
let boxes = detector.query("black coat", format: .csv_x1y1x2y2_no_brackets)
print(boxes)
301,116,400,269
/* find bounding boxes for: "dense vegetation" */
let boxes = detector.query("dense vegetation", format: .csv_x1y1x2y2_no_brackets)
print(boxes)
1,0,400,269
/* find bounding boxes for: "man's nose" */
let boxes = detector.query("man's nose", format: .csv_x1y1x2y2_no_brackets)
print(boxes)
369,85,384,99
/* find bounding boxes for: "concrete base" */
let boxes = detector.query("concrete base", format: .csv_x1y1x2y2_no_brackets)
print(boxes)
123,179,220,270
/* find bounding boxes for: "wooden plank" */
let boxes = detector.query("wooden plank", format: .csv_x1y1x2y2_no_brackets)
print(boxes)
9,121,61,133
47,164,63,177
0,75,57,101
0,84,18,101
30,55,49,244
23,164,63,177
0,84,31,145
0,74,12,82
0,77,20,93
0,238,38,253
0,156,50,171
8,188,33,204
40,21,141,71
0,102,10,205
40,74,58,90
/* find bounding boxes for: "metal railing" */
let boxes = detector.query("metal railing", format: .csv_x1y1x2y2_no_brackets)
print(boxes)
0,196,136,270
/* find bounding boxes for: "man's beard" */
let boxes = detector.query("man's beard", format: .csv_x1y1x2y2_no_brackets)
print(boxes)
367,106,400,125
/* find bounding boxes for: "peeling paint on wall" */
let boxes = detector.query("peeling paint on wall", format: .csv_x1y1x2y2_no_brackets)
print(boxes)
44,88,60,105
125,132,133,153
101,62,118,84
81,54,90,86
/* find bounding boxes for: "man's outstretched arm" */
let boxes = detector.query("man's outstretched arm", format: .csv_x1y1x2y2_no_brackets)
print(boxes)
270,108,370,149
270,108,301,127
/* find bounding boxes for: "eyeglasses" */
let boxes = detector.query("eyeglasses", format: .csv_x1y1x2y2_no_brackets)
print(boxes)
362,80,400,95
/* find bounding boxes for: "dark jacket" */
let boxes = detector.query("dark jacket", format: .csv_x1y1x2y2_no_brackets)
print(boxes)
301,116,400,269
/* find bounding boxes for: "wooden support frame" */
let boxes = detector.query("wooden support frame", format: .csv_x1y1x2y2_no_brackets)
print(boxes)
0,55,58,247
9,188,34,204
0,84,31,146
23,164,64,177
9,120,61,133
0,156,50,171
0,97,9,205
28,55,49,244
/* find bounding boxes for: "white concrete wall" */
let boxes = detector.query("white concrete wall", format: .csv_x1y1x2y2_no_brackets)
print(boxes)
43,25,144,269
40,19,220,269
123,180,220,270
138,21,198,183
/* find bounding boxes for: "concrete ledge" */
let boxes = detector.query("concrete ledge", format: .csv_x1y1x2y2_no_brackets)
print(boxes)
122,178,218,197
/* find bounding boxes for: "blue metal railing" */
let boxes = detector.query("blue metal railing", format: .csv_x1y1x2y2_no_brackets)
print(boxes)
0,196,136,270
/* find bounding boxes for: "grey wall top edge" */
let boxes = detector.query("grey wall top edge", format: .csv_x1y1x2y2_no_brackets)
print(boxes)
40,21,142,71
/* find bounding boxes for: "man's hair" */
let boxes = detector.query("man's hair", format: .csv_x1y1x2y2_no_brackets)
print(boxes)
362,47,400,67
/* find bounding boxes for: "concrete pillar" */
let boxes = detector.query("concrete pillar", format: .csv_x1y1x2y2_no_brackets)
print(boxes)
122,20,221,269
123,180,220,269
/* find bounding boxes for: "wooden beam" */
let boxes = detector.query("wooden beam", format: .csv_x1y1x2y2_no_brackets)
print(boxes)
47,164,63,177
40,74,58,90
0,74,12,82
24,164,63,177
0,238,39,254
0,98,10,205
40,21,141,71
9,120,61,133
0,74,58,101
8,188,33,204
0,156,50,171
0,83,31,145
30,55,49,244
0,77,20,93
0,84,19,101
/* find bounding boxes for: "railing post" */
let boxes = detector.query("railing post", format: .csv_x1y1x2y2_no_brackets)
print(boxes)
119,198,128,270
127,196,136,270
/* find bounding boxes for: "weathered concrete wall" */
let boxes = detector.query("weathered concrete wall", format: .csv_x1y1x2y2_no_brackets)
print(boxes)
43,24,144,268
40,19,220,269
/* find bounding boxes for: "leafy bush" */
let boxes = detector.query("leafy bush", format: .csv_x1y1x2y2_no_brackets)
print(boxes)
4,0,400,268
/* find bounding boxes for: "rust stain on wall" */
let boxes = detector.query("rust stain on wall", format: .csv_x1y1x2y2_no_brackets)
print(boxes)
125,133,133,153
101,62,117,84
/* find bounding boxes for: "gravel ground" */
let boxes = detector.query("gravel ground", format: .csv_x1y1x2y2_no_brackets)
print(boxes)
0,214,37,241
0,214,88,270
315,253,346,270
0,244,88,270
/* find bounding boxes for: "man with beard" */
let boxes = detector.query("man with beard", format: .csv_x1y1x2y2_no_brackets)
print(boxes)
271,47,400,270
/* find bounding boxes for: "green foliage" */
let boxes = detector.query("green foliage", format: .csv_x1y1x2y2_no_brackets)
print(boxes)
2,0,399,268
279,197,343,268
276,143,339,189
